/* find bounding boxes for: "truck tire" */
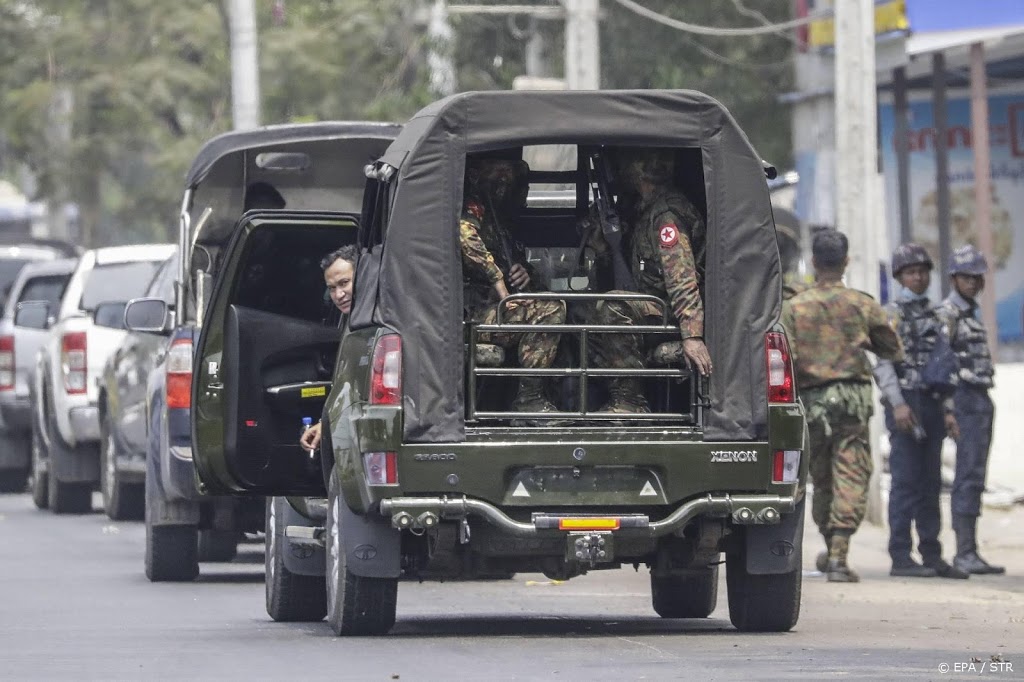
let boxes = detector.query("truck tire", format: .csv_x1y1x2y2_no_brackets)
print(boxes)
30,415,48,509
0,468,28,493
100,416,143,521
726,550,801,632
44,387,94,515
0,432,30,492
651,565,719,619
145,522,200,582
266,497,326,622
325,475,397,636
198,529,239,563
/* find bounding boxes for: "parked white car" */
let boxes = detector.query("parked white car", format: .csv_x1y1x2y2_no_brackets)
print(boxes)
30,244,175,513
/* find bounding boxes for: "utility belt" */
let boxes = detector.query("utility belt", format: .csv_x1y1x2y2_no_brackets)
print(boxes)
802,379,873,437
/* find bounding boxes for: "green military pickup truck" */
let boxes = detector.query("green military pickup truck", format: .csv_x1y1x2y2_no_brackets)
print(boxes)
190,90,808,636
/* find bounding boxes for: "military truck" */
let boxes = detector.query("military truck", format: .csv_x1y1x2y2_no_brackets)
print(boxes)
190,91,808,635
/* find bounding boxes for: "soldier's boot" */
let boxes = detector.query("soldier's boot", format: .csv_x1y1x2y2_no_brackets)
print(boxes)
510,378,562,426
953,514,1006,575
825,531,860,583
602,378,651,414
815,532,832,573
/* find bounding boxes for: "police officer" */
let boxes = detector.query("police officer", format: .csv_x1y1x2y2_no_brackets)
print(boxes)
874,244,967,579
937,245,1005,575
460,151,566,416
781,229,904,583
586,147,711,413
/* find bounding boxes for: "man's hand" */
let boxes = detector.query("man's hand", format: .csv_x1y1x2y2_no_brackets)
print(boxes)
300,422,322,451
682,337,713,377
893,404,917,432
944,413,960,440
493,279,511,301
508,263,531,290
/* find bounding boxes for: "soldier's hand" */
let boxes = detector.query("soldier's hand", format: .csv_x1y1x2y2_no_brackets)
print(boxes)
893,404,917,432
682,337,713,377
300,422,322,451
508,263,530,290
944,413,960,440
494,279,511,301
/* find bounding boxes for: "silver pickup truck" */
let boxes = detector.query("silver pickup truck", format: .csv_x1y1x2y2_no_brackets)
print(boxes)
30,244,175,513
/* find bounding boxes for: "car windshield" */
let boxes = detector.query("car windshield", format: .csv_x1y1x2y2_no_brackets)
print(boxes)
80,261,162,311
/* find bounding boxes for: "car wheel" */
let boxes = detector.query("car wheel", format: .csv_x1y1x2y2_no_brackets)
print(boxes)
325,474,397,636
726,548,801,632
197,529,239,562
651,564,719,618
0,432,30,493
266,497,327,622
44,386,93,515
30,413,49,509
145,522,199,582
0,468,29,493
100,416,143,521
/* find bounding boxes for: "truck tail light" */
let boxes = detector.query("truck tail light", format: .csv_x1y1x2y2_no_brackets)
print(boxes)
772,450,801,483
165,338,193,409
62,332,87,395
765,331,795,403
369,334,402,406
0,335,14,391
363,452,398,485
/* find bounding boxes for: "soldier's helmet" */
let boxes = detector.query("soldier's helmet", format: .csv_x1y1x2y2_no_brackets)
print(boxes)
890,242,933,277
615,147,674,189
948,244,988,276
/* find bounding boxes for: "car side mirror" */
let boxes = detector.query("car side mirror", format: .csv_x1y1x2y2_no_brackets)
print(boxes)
15,301,52,330
124,298,170,334
93,301,128,330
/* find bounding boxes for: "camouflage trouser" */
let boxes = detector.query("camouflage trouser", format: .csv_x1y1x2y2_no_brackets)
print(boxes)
803,381,874,535
585,295,672,369
472,298,566,368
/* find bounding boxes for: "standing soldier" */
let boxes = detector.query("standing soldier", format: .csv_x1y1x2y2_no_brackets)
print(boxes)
936,245,1005,575
781,229,903,583
586,148,712,413
874,244,967,579
460,151,566,416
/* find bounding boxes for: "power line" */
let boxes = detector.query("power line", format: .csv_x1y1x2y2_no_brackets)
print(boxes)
611,0,831,37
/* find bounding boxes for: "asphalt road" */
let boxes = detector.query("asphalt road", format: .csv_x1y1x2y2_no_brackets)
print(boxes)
1,492,1021,681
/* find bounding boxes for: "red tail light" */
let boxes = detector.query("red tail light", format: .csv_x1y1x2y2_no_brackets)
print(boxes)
363,452,398,485
765,331,795,403
369,334,402,406
165,338,193,409
0,335,14,391
62,332,87,395
772,450,801,483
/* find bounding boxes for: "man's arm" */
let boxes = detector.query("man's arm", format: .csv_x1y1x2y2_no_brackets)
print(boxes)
656,213,704,339
459,210,505,296
865,300,904,362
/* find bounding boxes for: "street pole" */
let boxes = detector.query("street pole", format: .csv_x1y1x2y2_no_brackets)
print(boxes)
969,42,999,357
228,0,261,130
563,0,600,89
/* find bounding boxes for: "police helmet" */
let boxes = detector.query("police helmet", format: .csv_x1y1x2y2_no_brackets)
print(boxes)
890,242,933,277
948,244,988,276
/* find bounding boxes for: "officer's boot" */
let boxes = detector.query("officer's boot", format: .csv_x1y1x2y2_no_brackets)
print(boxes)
953,514,1006,575
511,378,561,425
815,532,832,574
603,378,651,414
825,530,860,583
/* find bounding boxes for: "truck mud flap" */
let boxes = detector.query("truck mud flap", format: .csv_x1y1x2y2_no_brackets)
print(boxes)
744,497,804,575
341,497,401,579
281,498,326,577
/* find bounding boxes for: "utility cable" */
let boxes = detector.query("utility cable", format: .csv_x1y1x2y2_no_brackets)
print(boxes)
611,0,831,37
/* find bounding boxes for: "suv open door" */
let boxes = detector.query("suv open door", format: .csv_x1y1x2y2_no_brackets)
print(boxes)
192,212,357,496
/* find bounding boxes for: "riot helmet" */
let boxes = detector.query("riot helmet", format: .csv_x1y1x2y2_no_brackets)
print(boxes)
948,244,988,276
890,242,933,278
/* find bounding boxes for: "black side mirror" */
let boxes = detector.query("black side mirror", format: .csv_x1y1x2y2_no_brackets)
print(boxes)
124,298,170,334
15,301,52,330
93,301,128,330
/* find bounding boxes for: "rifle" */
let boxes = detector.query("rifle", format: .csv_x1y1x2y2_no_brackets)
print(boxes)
587,149,636,291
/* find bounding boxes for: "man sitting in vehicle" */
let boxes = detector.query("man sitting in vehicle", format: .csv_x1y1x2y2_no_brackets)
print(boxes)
585,147,712,414
460,151,566,416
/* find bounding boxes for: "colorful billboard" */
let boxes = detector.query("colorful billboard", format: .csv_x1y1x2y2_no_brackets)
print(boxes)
879,93,1024,345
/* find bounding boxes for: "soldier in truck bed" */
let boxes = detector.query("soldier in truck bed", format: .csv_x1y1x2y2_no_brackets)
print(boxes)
781,229,904,583
459,151,566,416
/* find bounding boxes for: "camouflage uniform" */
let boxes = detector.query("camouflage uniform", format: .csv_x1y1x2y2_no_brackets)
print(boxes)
781,281,903,578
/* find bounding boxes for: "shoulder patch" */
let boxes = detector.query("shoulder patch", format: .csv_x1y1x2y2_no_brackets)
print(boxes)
465,200,484,221
658,223,679,248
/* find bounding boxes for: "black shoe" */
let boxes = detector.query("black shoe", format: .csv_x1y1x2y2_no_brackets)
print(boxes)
815,551,828,573
889,561,938,578
954,552,1006,575
924,559,970,580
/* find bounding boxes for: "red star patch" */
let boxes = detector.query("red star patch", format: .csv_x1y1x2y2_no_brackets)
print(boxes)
659,223,679,248
465,200,484,221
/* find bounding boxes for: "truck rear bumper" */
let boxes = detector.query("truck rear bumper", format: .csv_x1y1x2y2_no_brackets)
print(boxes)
379,493,797,538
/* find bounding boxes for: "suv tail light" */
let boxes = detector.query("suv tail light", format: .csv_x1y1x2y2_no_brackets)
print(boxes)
363,452,398,486
765,331,795,403
369,334,402,406
0,335,14,391
772,450,801,483
62,332,87,395
165,338,193,409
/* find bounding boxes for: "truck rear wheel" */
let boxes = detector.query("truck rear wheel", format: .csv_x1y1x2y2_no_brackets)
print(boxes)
100,417,143,521
325,476,397,636
30,415,48,509
266,497,326,622
0,468,28,493
651,565,719,618
45,388,94,514
145,522,200,582
726,550,801,632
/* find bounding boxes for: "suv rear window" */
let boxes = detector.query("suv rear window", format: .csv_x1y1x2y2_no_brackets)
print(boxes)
17,275,70,311
80,261,161,311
